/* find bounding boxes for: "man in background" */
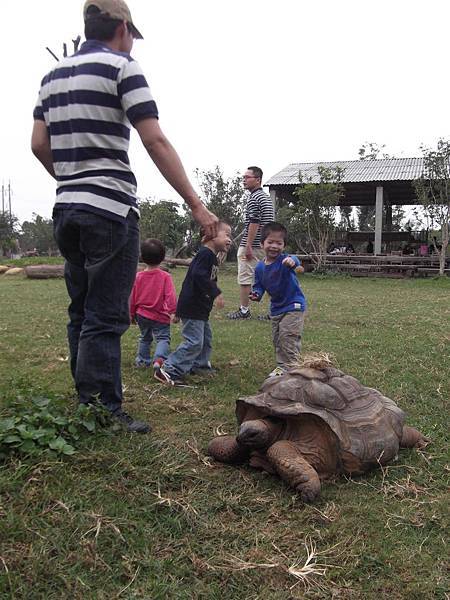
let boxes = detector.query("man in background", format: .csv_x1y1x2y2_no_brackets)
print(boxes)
227,166,275,320
31,0,217,433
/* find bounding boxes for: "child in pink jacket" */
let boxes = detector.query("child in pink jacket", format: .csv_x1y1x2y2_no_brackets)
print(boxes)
130,239,177,369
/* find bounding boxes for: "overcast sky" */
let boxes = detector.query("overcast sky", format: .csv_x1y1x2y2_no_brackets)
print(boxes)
2,0,449,223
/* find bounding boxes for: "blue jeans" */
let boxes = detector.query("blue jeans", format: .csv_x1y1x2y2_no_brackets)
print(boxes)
53,207,139,413
135,314,170,366
163,319,212,378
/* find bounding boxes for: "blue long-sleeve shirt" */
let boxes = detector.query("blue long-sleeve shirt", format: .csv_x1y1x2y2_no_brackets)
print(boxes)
252,254,306,316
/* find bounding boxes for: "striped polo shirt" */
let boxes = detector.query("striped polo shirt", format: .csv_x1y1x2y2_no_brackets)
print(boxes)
33,40,159,221
240,187,275,247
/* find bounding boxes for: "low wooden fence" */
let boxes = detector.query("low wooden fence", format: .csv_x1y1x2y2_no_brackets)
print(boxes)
296,254,449,278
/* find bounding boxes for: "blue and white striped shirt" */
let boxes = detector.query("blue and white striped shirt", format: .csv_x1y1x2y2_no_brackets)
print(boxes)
33,40,158,221
240,188,275,248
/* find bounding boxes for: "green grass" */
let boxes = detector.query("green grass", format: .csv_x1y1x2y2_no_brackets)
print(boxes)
0,256,64,268
0,270,449,599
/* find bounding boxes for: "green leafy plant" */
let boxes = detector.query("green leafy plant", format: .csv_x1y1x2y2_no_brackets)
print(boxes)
0,398,111,460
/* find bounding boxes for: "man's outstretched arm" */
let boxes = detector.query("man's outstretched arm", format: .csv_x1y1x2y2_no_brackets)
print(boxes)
135,118,218,239
31,120,56,179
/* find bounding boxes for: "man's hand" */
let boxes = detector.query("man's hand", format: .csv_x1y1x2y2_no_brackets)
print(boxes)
245,245,254,261
171,314,180,324
249,292,261,302
282,256,296,268
191,203,218,240
214,294,225,309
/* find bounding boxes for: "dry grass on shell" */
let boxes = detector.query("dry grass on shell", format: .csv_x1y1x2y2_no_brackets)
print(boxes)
290,351,336,371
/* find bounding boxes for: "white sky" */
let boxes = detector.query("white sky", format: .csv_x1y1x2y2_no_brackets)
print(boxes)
2,0,449,223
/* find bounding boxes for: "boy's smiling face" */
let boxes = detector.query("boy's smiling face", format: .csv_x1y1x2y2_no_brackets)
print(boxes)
211,224,232,253
262,230,286,262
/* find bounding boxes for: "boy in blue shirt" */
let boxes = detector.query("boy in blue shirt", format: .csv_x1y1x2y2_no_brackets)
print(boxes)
250,222,306,377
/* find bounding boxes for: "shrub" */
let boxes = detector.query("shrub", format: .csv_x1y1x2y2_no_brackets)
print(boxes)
0,398,110,460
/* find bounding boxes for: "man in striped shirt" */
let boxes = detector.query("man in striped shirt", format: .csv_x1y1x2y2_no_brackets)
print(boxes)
31,0,217,433
227,166,275,320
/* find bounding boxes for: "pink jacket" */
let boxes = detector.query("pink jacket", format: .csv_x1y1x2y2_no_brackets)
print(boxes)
129,269,177,324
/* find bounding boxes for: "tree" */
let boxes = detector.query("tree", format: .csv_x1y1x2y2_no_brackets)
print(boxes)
138,199,188,254
358,142,392,161
278,166,343,270
390,206,406,231
0,212,20,256
21,214,58,255
195,166,246,260
338,206,355,231
414,139,450,276
357,142,393,231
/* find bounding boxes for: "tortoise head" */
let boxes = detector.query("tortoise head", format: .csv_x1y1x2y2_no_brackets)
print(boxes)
237,418,283,449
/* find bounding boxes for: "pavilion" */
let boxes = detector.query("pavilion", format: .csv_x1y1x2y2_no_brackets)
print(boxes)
265,158,425,254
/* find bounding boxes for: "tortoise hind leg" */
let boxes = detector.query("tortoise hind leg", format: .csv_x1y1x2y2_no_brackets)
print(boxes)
207,435,250,464
266,440,321,503
400,426,429,449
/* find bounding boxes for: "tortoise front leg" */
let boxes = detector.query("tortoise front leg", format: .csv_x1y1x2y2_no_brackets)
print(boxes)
400,426,429,449
207,435,251,464
266,440,321,502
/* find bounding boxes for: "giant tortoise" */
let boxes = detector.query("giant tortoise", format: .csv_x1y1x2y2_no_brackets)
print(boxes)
208,364,427,502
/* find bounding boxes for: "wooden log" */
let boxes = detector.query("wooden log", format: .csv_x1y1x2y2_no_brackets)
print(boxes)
25,258,192,279
163,257,192,267
4,267,24,276
25,264,65,279
137,257,192,272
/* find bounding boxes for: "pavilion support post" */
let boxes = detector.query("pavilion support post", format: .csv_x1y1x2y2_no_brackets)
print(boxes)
375,186,384,255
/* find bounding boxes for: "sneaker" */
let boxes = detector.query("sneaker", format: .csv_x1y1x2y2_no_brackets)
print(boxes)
154,366,176,385
112,410,152,433
190,366,218,377
257,314,271,321
226,308,251,320
135,358,151,368
153,358,164,370
268,367,285,378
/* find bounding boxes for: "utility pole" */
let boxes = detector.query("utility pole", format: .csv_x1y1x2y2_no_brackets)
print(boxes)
8,181,12,221
1,182,4,215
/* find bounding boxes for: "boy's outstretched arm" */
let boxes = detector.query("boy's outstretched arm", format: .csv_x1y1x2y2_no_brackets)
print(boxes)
250,263,265,301
282,255,304,273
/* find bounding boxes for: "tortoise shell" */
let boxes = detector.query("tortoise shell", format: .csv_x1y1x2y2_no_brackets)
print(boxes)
236,367,405,467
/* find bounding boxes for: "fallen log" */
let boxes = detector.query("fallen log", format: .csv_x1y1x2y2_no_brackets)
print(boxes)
25,264,65,279
163,257,192,267
4,267,24,276
138,258,192,271
25,258,193,279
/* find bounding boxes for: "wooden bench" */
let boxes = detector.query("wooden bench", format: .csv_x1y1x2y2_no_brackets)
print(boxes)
324,263,420,278
416,268,450,277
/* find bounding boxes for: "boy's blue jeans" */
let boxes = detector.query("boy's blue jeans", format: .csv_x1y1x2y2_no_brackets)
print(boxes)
135,314,170,366
53,207,139,413
163,319,212,378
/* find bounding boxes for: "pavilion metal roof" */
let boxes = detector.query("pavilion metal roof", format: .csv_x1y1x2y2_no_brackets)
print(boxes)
266,158,424,186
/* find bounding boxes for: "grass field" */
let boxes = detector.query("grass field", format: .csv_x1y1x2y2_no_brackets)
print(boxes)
0,269,449,599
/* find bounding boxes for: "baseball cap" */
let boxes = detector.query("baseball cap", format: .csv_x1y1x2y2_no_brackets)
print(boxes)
83,0,143,39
